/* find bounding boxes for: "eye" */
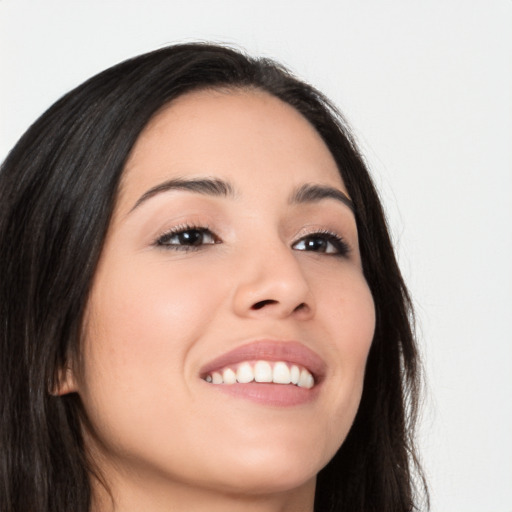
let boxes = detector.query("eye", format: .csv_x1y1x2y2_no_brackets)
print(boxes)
292,231,350,256
155,225,219,250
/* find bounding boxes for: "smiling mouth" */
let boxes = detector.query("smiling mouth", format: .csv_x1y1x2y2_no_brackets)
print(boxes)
199,340,325,405
203,360,315,389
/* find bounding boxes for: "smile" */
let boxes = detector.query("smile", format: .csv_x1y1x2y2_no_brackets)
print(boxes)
199,340,325,406
204,360,315,388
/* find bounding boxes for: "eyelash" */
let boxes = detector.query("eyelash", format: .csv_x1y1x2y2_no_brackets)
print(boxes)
155,224,219,251
154,224,350,257
293,229,351,257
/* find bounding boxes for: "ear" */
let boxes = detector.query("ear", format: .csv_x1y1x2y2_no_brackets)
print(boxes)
52,365,78,396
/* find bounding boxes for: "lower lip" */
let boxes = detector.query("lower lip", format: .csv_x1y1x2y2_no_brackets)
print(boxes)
204,381,320,406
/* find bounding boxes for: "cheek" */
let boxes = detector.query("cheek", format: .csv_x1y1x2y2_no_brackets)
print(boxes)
76,259,233,472
315,268,375,429
339,280,375,375
315,263,375,362
79,259,225,417
337,275,375,390
88,258,221,356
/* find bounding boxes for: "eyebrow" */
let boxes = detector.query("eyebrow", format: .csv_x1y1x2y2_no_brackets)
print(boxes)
290,183,354,212
129,177,354,214
129,177,235,213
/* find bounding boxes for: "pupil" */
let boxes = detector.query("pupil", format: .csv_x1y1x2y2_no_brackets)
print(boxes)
180,230,202,245
307,238,326,252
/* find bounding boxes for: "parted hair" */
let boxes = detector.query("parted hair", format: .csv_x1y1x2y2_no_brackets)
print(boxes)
0,43,427,512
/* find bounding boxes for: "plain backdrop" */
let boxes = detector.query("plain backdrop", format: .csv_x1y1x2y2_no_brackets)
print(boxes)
1,1,511,510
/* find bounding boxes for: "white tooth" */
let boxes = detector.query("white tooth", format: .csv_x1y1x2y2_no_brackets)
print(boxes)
211,372,223,384
290,365,300,385
254,361,272,382
273,361,291,384
298,369,314,389
236,362,254,383
205,375,212,383
222,368,237,385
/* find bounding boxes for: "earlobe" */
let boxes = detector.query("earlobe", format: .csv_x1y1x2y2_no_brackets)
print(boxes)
52,366,78,396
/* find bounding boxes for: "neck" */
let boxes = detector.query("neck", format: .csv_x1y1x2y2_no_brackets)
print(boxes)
90,466,316,512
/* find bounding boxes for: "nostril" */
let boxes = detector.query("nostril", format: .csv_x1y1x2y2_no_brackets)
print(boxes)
293,302,307,312
252,299,278,310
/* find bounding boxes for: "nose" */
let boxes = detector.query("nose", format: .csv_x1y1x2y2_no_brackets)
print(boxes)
231,240,315,320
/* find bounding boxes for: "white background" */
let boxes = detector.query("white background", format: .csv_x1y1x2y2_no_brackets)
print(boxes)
1,1,511,510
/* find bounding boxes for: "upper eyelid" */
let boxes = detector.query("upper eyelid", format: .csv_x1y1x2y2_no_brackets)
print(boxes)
160,226,213,237
155,224,346,239
154,223,213,240
295,230,350,248
292,226,351,244
154,223,348,239
153,227,351,262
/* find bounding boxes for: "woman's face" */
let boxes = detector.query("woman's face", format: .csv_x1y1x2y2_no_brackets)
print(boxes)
66,89,375,502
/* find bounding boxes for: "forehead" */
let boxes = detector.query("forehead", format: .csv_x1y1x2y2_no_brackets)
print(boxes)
119,89,346,212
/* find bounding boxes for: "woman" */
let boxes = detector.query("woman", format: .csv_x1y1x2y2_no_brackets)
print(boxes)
0,43,427,512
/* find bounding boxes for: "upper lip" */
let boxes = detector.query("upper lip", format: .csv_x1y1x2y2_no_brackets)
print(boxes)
199,340,327,382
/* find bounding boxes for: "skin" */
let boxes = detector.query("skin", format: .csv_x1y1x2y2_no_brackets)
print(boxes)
61,89,376,512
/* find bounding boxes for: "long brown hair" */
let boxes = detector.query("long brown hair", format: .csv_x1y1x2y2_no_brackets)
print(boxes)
0,43,428,512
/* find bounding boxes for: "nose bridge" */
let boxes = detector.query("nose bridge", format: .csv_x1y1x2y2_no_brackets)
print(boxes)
231,231,314,319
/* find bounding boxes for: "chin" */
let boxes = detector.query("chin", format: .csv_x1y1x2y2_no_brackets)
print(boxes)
198,442,328,496
208,464,318,497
